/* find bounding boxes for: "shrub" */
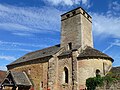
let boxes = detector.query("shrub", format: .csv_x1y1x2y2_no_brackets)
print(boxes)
86,74,118,90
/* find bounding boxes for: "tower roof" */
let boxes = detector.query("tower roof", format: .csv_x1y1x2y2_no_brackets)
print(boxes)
110,66,120,75
77,46,114,62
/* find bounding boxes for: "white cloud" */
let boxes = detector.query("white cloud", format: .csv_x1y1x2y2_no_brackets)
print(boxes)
112,39,120,46
47,0,73,5
0,4,62,36
0,55,16,61
0,40,47,48
108,1,120,17
0,66,7,71
109,1,120,11
81,0,87,4
92,13,120,38
0,23,37,32
0,48,32,52
0,40,51,52
44,0,89,6
0,3,92,37
91,1,120,38
12,32,33,37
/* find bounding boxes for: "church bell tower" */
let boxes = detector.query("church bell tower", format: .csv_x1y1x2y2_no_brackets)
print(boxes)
60,7,93,50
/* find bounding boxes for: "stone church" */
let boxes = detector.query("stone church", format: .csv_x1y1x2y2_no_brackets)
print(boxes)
1,7,114,90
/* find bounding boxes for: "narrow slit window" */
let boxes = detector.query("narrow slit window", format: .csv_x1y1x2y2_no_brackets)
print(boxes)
68,42,72,50
83,12,85,15
66,14,70,18
72,11,76,15
64,67,68,83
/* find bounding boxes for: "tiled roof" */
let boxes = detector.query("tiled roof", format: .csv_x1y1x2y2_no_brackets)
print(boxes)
78,46,114,62
1,71,32,86
110,66,120,77
11,71,32,86
8,44,60,66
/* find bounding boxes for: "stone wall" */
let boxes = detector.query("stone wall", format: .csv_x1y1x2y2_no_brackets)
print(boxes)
48,56,59,90
81,13,93,48
8,58,49,90
57,56,73,90
77,59,112,89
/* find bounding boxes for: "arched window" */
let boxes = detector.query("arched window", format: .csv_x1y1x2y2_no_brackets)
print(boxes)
96,69,100,77
68,42,72,50
63,67,69,83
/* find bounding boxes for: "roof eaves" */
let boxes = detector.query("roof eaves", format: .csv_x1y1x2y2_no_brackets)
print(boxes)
7,55,53,67
77,55,114,62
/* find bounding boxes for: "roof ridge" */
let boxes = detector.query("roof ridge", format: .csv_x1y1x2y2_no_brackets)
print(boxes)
27,44,60,55
86,46,111,57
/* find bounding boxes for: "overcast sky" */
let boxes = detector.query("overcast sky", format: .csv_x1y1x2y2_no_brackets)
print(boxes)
0,0,120,70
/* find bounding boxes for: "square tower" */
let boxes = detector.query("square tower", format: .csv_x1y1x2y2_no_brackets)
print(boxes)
60,7,93,50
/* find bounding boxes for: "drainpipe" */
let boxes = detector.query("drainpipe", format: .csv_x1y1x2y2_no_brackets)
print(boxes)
103,62,105,75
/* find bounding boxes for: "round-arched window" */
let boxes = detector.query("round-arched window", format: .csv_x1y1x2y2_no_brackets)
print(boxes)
96,69,100,76
63,67,69,83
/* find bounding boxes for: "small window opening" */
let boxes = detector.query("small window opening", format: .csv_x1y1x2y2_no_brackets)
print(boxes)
87,15,90,19
41,81,43,88
64,67,68,83
72,11,76,15
23,57,25,59
28,69,31,74
96,69,100,77
83,12,85,15
66,14,70,18
68,42,72,50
